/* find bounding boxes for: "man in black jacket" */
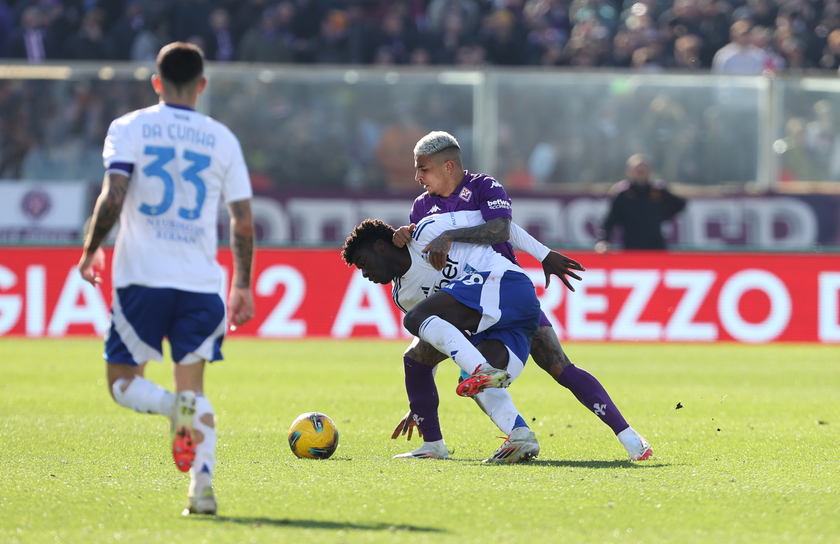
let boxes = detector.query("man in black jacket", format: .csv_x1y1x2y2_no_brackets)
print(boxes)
596,154,687,252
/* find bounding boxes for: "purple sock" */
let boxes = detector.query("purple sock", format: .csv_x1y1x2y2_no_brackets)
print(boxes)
556,364,629,435
404,355,443,442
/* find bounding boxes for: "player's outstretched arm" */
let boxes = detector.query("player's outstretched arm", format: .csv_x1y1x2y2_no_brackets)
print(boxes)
78,172,130,286
423,217,510,270
542,251,585,291
227,199,255,330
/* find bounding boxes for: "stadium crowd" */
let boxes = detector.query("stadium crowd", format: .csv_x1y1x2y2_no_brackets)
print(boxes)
1,0,840,71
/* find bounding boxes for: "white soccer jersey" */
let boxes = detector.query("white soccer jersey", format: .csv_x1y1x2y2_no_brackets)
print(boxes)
102,103,252,293
391,211,521,313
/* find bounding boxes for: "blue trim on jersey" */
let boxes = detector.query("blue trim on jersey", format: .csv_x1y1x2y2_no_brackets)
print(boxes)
392,278,408,313
164,103,195,111
412,217,435,241
107,162,134,176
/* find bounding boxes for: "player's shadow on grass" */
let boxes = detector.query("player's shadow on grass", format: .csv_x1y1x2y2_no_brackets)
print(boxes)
196,516,445,533
529,459,669,469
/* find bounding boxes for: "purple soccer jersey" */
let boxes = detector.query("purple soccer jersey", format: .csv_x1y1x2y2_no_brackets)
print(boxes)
409,171,518,264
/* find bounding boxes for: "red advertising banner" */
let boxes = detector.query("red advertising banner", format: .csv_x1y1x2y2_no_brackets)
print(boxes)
0,248,838,343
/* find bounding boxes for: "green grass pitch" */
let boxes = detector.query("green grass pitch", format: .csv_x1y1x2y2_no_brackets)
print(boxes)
1,338,838,543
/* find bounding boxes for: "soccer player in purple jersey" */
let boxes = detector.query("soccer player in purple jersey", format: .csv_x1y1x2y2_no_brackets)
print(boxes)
391,131,652,461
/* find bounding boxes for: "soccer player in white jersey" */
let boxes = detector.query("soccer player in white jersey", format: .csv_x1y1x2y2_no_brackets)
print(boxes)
77,42,255,515
342,212,543,462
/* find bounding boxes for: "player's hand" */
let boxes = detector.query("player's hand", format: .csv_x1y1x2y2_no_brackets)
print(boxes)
542,251,584,291
392,224,415,248
391,410,422,441
78,248,106,286
227,286,254,331
594,240,609,254
422,233,452,271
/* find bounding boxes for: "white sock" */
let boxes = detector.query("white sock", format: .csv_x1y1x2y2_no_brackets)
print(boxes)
189,394,216,494
112,377,175,416
474,388,520,435
418,316,488,375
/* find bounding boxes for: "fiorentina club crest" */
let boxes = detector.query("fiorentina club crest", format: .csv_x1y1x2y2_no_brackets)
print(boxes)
459,187,472,202
21,189,51,221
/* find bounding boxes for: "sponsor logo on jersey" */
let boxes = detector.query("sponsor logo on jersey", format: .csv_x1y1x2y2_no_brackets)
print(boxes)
429,205,441,213
487,199,511,210
490,180,503,188
459,187,472,202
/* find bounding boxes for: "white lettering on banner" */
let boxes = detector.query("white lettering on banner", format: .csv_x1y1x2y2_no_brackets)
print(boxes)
26,265,45,337
256,265,306,338
566,199,609,245
663,270,718,341
818,272,840,342
0,266,22,335
685,199,818,248
512,201,565,242
47,268,109,336
331,272,399,338
524,268,564,337
566,269,607,340
717,270,791,343
610,270,662,341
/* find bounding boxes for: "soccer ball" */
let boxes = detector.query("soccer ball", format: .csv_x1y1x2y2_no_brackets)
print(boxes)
288,412,339,459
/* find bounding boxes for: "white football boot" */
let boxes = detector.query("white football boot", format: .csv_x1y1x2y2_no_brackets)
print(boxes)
617,427,653,461
483,427,540,463
184,482,216,516
393,440,450,459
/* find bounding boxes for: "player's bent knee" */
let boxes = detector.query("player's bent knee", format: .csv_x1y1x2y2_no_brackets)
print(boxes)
403,310,425,336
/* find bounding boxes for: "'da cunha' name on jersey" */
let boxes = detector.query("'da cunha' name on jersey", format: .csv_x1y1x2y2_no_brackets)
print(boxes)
140,121,216,149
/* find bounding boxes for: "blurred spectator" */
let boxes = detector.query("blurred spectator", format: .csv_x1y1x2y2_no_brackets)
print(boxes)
5,6,53,62
64,8,109,60
131,13,171,61
0,1,12,57
315,9,350,64
291,0,325,63
596,153,687,252
375,104,427,191
750,25,785,71
674,34,703,69
172,0,214,43
805,100,840,180
819,28,840,69
483,9,528,65
712,20,765,73
778,117,824,181
204,8,235,62
427,0,481,35
106,1,144,61
431,11,469,64
237,4,294,63
369,6,419,65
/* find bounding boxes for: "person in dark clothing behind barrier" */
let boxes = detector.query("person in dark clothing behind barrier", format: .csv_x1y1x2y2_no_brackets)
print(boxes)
596,153,687,252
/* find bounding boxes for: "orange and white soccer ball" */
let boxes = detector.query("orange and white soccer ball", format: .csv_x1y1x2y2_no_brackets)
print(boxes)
288,412,339,459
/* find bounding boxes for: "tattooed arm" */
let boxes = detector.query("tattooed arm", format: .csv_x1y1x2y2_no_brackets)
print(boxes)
227,198,255,329
78,172,130,285
423,217,510,271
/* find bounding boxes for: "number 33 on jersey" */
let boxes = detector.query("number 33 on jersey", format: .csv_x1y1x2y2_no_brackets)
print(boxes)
103,103,252,294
